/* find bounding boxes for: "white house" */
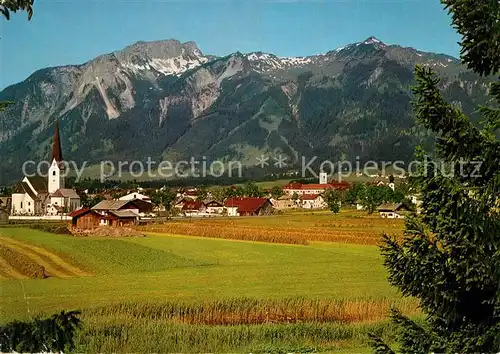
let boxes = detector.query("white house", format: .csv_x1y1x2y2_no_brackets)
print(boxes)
204,200,224,214
11,121,81,216
225,206,239,217
271,195,297,210
300,194,327,209
119,192,152,202
378,203,411,219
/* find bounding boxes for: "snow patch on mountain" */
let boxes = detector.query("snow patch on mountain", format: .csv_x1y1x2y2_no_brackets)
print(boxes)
246,52,313,72
122,55,209,76
363,37,385,45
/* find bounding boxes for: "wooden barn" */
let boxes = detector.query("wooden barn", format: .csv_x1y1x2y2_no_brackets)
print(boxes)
102,210,139,227
70,208,139,229
70,208,101,229
92,199,153,216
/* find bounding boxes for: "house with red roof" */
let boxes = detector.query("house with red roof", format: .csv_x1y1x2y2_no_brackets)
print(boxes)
282,181,351,196
224,197,273,217
182,200,206,216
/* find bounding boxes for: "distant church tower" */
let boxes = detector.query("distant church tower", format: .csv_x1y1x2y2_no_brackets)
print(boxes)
319,172,328,184
48,121,65,193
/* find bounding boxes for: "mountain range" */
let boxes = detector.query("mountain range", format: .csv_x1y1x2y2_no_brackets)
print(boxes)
0,37,493,184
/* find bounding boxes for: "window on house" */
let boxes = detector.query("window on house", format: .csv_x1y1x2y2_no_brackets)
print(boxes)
53,171,56,176
28,202,31,206
20,202,23,208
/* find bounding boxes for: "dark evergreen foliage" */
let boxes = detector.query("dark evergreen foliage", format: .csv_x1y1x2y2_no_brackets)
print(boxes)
0,310,81,353
0,0,34,20
371,1,500,351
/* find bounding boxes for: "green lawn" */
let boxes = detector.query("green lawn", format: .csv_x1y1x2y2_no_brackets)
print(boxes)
0,227,406,352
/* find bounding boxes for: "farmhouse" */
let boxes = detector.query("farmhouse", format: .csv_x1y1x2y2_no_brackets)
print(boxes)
182,200,206,216
378,203,411,219
271,195,297,210
92,198,153,217
101,210,140,227
10,121,81,216
300,194,327,209
174,197,193,210
224,197,273,216
70,207,139,229
204,200,224,214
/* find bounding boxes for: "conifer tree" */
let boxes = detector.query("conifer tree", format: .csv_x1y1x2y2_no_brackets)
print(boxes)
371,0,500,352
0,0,34,20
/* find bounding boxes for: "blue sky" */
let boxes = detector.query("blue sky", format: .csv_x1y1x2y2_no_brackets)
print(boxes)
0,0,461,89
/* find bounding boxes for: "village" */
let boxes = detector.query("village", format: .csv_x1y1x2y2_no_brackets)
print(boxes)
0,123,420,229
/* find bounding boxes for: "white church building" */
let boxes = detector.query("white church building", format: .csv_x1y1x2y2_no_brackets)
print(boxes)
11,121,81,216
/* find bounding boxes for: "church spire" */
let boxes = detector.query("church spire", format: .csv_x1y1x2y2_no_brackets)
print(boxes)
51,120,63,163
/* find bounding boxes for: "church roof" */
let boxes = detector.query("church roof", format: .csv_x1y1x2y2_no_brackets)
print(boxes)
26,176,47,193
51,189,80,199
51,120,63,163
13,182,40,202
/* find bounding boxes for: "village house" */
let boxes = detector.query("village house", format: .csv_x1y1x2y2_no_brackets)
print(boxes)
182,200,206,216
119,192,152,203
174,197,193,210
92,199,153,218
176,189,198,200
101,210,140,227
224,197,273,217
300,194,327,209
378,203,411,219
409,194,422,214
10,121,81,216
46,188,81,215
204,200,224,214
70,207,139,229
271,195,297,210
282,173,350,197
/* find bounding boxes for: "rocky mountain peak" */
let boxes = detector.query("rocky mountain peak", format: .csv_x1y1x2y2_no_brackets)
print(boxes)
0,36,487,184
361,36,386,45
115,39,204,61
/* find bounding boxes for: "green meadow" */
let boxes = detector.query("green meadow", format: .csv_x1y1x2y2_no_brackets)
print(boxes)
0,218,414,352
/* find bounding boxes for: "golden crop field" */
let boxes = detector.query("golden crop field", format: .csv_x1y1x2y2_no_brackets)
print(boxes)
139,209,405,246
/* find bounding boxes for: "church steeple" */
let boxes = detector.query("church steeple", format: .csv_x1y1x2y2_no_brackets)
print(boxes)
51,120,63,163
48,120,65,193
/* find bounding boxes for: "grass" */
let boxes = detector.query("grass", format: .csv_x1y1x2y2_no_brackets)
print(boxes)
74,316,398,353
0,212,413,352
85,298,417,325
0,236,89,278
